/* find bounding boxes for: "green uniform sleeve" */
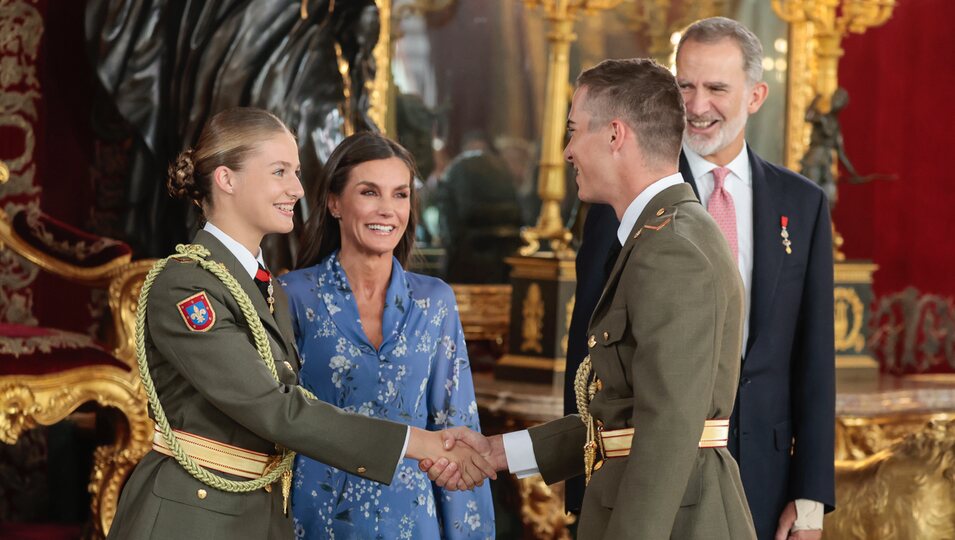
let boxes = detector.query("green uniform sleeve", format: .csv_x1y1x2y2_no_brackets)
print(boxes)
147,261,407,484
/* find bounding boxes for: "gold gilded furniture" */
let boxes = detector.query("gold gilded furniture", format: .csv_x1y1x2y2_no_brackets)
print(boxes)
828,419,955,540
451,284,512,347
0,192,154,538
827,374,955,539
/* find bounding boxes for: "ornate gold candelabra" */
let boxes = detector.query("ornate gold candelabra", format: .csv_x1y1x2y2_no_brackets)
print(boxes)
773,0,894,114
519,0,625,258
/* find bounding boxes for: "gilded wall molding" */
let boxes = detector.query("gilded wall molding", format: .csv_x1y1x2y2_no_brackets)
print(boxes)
783,19,815,171
370,0,395,136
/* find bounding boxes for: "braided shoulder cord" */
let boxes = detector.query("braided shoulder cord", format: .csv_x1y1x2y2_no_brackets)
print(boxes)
135,243,315,493
573,354,598,423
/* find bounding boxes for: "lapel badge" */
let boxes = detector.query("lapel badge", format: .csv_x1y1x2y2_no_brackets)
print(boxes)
780,216,792,255
177,291,216,332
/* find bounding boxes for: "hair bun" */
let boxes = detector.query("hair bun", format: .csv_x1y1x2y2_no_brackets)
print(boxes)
167,148,201,201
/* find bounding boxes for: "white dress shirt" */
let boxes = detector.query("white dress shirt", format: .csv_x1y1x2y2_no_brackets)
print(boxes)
203,221,265,279
202,221,412,459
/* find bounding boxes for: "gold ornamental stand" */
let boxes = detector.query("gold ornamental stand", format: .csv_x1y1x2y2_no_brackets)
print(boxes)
495,0,624,388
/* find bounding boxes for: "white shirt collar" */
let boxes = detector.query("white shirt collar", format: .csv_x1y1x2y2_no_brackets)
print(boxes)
682,143,751,187
616,172,685,246
202,221,265,279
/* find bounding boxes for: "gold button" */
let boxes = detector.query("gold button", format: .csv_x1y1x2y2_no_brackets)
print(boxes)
595,419,604,429
596,379,603,391
593,460,604,471
588,335,596,348
197,489,207,500
284,361,294,372
656,208,665,216
357,466,367,474
602,331,610,341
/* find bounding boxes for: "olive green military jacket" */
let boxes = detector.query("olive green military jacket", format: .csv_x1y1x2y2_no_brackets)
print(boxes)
529,184,756,540
107,230,407,540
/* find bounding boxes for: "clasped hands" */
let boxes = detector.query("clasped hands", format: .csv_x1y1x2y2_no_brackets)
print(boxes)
406,427,507,491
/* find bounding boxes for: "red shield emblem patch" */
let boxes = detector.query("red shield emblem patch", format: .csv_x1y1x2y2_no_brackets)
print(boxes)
177,292,216,332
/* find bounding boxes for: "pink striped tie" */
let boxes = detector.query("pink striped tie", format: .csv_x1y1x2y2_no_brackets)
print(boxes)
708,167,738,261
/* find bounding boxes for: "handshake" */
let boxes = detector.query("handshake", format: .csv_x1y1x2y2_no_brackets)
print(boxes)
406,427,508,491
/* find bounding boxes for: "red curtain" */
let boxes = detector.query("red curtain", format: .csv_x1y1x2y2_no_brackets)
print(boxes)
836,0,955,298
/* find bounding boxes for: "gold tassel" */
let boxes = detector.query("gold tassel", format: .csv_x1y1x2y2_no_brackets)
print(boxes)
282,467,293,515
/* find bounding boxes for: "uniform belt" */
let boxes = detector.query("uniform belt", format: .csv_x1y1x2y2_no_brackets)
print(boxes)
600,418,730,458
152,427,274,479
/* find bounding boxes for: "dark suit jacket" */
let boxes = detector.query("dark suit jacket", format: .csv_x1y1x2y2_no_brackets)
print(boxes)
107,231,407,540
563,149,836,539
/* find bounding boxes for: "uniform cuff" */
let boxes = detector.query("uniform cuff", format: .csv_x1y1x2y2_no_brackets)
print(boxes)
502,430,540,478
399,426,411,460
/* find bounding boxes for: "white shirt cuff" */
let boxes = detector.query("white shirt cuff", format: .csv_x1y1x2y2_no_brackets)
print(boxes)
793,499,824,531
502,429,540,478
399,426,411,460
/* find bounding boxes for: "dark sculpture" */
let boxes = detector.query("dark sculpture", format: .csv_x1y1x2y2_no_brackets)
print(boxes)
800,87,890,207
86,0,379,266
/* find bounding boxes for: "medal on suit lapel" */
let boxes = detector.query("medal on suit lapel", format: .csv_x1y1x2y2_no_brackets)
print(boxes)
781,216,792,254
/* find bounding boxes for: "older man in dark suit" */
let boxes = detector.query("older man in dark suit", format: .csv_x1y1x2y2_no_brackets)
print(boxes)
563,17,836,540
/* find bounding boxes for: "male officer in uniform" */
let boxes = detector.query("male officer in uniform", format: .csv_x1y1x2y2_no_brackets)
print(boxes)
429,58,756,539
562,18,836,539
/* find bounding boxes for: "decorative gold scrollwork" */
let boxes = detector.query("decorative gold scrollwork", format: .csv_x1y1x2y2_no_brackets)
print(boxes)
521,283,545,354
561,293,575,355
517,476,575,539
834,286,865,353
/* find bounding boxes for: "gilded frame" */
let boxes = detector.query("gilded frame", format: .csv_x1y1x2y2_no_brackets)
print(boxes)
784,20,815,172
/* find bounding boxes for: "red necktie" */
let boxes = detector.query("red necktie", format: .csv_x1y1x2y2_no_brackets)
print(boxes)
254,264,272,302
707,167,738,262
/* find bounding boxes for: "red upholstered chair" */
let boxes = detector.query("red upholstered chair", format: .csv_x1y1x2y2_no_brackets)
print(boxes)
0,201,154,539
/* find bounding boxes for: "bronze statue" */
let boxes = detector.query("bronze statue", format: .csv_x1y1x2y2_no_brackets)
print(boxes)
800,87,891,208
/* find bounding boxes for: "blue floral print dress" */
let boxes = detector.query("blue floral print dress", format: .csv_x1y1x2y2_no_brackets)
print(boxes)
280,252,495,540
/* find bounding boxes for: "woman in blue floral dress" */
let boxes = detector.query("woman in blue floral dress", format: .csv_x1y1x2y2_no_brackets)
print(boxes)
281,132,494,540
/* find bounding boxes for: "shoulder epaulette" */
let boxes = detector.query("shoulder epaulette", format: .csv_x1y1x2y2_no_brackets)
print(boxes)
634,206,677,238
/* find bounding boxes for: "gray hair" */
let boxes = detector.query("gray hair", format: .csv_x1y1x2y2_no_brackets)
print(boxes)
678,17,764,85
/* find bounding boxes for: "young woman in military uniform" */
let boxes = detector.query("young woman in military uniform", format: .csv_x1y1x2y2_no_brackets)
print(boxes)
106,108,494,540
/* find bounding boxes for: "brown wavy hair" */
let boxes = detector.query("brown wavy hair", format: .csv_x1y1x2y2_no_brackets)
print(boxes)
296,132,419,269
